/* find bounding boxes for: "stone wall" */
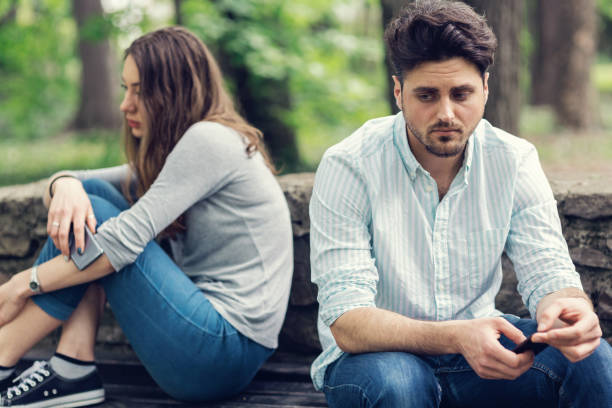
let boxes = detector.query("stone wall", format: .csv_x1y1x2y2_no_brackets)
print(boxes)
0,173,610,354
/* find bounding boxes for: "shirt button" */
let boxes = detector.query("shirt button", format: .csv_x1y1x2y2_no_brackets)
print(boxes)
425,185,433,192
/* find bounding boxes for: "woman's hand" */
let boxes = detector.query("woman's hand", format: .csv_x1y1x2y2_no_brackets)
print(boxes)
0,272,30,326
47,177,97,257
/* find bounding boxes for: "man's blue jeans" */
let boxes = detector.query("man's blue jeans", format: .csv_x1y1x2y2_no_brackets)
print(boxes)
31,179,274,402
323,315,612,407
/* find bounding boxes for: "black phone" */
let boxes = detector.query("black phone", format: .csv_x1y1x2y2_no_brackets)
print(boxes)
513,334,548,356
69,225,104,270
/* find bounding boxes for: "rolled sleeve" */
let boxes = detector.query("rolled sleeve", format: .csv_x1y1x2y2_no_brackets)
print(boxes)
309,151,378,327
505,147,582,318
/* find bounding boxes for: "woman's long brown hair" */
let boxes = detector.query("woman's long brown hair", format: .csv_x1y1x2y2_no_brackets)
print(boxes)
122,27,273,237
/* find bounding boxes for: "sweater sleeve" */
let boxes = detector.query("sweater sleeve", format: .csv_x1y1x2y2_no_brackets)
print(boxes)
72,164,132,193
95,121,245,272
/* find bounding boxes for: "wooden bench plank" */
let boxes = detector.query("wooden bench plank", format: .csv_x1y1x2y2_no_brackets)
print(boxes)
21,348,327,407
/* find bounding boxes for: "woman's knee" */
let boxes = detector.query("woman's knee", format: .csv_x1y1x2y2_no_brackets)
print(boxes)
88,195,121,224
82,179,129,211
81,178,115,196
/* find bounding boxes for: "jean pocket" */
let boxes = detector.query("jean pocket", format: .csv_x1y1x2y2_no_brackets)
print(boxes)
463,228,507,289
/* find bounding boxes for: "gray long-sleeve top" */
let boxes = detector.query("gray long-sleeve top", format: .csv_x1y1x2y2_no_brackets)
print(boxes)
73,121,293,349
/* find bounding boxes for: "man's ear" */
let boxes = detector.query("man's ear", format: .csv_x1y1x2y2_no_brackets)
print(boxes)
483,71,489,104
392,75,403,111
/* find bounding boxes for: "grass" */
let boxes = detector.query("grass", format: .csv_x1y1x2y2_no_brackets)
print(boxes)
0,130,124,187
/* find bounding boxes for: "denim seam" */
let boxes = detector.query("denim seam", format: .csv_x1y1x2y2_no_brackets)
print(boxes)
531,362,562,383
323,383,372,406
435,366,472,374
130,260,238,339
532,362,570,407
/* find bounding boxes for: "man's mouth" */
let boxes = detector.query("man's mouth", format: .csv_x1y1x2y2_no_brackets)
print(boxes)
429,128,460,135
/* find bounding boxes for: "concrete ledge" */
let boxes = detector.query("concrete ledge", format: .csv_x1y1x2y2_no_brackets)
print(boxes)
1,172,610,353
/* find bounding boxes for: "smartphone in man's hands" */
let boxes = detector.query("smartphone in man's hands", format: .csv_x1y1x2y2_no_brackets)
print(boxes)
69,225,104,270
513,334,548,356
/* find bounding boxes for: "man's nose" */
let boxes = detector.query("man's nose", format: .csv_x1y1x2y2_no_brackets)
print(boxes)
437,98,455,123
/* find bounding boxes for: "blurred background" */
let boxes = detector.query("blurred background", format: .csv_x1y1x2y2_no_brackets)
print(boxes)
0,0,610,186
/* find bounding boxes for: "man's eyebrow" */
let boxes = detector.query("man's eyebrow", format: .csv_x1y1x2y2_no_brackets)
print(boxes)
411,86,438,93
451,85,475,92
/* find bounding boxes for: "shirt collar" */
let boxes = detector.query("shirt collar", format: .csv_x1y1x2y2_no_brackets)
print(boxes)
392,113,419,181
393,112,480,184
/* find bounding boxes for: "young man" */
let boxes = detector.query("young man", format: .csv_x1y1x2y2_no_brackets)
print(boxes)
309,1,612,406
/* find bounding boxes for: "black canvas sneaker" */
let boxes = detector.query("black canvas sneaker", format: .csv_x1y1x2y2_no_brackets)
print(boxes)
0,373,17,395
0,360,105,407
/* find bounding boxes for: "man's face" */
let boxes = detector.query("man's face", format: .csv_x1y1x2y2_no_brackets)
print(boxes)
393,57,488,158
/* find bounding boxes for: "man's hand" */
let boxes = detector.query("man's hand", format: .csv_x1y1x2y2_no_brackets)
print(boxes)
457,317,534,380
532,297,601,362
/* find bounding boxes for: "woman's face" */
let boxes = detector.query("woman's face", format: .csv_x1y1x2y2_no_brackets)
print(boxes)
120,54,147,138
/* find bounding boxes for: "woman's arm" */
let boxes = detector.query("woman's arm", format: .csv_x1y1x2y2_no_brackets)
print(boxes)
0,254,114,326
44,165,133,208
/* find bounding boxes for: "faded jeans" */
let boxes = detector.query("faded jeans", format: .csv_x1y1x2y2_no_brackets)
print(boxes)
32,179,274,402
323,315,612,407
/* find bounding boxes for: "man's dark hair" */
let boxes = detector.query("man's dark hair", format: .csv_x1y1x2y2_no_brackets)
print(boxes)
384,0,497,79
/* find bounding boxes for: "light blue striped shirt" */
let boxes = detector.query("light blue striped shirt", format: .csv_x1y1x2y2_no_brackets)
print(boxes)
309,113,582,390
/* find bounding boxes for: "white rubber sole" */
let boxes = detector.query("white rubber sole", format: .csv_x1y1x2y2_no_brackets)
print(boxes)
10,389,105,408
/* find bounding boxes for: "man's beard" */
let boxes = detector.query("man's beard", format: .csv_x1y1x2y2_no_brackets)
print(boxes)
405,117,469,158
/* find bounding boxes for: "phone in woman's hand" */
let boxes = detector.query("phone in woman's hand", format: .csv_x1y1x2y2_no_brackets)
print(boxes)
69,225,104,270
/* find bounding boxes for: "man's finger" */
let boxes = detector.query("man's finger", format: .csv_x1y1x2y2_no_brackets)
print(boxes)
533,315,600,346
497,318,528,345
560,338,601,362
537,302,563,332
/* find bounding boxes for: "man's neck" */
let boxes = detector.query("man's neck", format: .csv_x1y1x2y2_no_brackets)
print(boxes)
406,130,465,199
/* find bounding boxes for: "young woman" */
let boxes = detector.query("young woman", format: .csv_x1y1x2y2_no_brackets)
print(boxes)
0,27,293,407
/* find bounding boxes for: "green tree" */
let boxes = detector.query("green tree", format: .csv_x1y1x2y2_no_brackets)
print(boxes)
0,0,78,140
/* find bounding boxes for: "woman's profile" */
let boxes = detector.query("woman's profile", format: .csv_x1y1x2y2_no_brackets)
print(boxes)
0,26,293,406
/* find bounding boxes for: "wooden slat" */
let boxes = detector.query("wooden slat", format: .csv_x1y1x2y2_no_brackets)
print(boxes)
21,347,327,407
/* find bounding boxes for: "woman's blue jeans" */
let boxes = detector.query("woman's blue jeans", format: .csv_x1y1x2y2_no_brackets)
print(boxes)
31,179,274,402
323,315,612,407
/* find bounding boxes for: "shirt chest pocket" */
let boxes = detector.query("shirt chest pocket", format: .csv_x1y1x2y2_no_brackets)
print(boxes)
461,228,507,289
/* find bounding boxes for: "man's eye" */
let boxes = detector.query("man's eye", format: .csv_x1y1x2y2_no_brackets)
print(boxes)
453,92,469,101
121,84,127,90
417,94,435,102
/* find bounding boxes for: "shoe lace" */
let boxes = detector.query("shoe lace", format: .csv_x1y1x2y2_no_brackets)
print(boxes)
5,361,51,399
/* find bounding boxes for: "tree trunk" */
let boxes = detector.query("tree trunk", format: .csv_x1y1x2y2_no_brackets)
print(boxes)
217,53,299,172
72,0,120,131
380,0,405,114
464,0,523,136
531,0,596,129
0,0,18,27
174,0,183,26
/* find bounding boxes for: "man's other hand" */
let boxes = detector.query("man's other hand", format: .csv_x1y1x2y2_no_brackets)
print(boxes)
457,317,534,380
532,297,602,363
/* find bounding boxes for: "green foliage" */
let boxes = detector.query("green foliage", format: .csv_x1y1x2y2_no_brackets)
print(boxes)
593,62,612,93
183,0,389,168
0,0,78,140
